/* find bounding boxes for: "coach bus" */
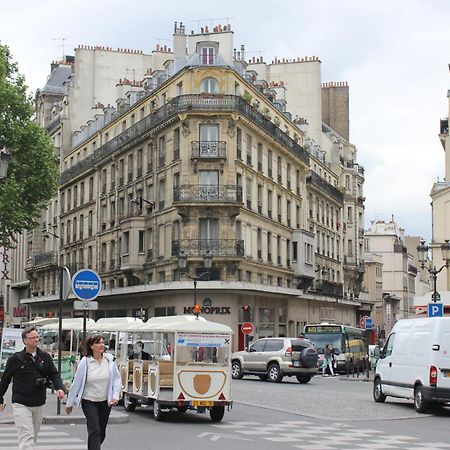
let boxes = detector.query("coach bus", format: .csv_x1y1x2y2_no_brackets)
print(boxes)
303,323,368,373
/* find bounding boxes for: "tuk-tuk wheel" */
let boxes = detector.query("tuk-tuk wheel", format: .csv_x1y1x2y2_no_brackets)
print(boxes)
210,405,225,423
153,400,164,421
123,393,136,412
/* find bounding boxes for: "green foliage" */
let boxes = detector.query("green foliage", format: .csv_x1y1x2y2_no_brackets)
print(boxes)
0,43,59,246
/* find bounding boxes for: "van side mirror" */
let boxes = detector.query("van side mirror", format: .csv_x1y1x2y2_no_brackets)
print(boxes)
373,345,381,357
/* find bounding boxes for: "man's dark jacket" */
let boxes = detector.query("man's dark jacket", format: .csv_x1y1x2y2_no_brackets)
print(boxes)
0,347,64,407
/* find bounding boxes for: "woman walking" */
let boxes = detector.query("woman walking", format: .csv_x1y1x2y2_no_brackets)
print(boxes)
65,335,121,450
322,344,335,377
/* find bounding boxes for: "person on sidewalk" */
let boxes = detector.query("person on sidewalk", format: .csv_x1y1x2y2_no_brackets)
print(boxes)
322,343,336,377
0,326,65,450
65,335,121,450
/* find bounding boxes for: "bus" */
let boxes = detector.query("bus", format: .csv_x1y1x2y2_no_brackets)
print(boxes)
303,323,368,373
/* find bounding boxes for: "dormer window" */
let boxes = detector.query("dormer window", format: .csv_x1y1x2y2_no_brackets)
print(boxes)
200,78,218,94
200,47,216,65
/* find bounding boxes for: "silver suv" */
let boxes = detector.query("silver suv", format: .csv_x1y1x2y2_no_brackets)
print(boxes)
231,337,318,384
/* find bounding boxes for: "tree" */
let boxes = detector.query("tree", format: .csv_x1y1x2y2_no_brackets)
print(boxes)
0,43,59,246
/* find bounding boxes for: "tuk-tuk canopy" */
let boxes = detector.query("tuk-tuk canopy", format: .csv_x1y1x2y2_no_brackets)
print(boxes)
93,317,143,332
137,315,233,334
40,318,97,331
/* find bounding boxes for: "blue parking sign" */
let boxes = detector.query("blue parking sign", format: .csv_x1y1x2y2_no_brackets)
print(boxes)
427,302,443,317
72,269,101,301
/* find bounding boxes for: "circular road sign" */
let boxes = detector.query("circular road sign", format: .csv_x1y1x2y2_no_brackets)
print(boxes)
359,315,370,328
72,269,101,301
241,322,254,335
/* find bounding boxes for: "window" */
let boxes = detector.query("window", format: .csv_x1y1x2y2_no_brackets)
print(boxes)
200,77,218,94
118,160,124,185
147,143,154,173
199,218,219,253
199,171,219,200
137,149,143,177
123,231,130,254
249,340,266,352
257,143,263,172
264,339,284,352
257,185,263,214
127,154,134,182
246,178,252,209
110,165,115,190
200,47,216,65
199,124,219,157
176,82,183,96
173,128,180,159
246,134,252,165
158,136,165,167
236,127,242,159
79,215,84,239
268,150,273,177
268,190,272,218
138,230,145,253
159,178,165,209
348,239,353,256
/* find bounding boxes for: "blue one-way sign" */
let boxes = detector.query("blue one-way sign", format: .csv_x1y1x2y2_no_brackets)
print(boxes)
72,269,101,301
427,302,443,317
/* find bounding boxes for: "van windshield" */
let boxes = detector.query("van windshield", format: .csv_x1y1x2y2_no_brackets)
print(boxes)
175,333,230,365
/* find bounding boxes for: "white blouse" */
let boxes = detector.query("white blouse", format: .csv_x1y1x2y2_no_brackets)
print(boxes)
82,356,109,402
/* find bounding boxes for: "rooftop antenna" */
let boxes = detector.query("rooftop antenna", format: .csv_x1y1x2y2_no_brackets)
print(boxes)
53,37,73,59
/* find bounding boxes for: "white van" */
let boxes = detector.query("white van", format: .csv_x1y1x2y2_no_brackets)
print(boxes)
373,317,450,413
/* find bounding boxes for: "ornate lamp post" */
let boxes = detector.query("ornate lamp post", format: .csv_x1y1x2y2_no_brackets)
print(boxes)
178,250,213,312
417,240,450,302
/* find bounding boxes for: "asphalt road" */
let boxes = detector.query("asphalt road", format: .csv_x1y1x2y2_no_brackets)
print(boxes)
1,375,450,449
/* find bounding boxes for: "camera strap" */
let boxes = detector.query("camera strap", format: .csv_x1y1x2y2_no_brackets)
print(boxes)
16,351,49,379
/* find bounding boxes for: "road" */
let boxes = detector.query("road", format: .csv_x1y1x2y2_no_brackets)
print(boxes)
1,375,450,449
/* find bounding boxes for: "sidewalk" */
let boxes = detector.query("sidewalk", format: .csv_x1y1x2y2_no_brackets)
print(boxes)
0,389,129,425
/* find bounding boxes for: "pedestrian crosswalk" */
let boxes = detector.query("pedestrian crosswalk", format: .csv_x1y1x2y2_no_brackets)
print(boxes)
0,425,86,449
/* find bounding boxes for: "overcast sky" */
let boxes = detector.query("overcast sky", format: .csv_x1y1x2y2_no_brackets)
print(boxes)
1,0,448,241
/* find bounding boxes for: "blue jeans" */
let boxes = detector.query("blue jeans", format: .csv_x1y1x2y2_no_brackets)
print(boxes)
81,400,111,450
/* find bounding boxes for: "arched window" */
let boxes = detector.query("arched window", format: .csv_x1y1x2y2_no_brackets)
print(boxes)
200,78,218,94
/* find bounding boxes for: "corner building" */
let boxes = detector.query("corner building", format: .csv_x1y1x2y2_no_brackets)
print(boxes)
17,23,366,349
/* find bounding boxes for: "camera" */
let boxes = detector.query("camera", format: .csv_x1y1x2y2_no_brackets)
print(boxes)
35,378,52,389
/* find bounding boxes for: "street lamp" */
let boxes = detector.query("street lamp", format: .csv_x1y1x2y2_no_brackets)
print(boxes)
0,149,12,181
417,240,450,302
178,250,213,313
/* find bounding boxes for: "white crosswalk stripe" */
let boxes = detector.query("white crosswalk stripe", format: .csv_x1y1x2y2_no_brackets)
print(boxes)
0,425,86,449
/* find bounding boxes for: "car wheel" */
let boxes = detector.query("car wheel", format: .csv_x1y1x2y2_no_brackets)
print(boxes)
231,360,244,379
300,347,319,368
210,405,225,423
258,374,268,381
373,378,386,403
153,400,164,421
267,363,283,383
296,374,312,384
123,393,136,412
414,385,430,413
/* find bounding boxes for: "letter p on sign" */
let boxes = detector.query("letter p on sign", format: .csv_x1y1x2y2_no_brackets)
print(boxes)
427,303,443,317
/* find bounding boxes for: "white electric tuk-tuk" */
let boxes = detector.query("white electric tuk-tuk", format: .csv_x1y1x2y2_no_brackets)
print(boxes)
120,315,233,422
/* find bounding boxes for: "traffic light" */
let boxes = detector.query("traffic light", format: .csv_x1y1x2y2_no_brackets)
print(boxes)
242,304,251,322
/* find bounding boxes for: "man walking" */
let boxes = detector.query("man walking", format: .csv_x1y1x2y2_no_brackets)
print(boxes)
0,326,65,449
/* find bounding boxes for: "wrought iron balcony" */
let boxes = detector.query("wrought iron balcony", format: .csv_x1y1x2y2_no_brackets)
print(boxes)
31,251,58,268
172,239,244,258
314,280,343,298
173,185,242,203
61,94,309,184
306,171,344,204
191,141,226,159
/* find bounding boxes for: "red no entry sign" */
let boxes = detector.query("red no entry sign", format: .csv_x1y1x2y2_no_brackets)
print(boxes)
241,322,254,335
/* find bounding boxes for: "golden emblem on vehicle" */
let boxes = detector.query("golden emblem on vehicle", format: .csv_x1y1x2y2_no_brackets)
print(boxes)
193,374,211,394
135,368,141,391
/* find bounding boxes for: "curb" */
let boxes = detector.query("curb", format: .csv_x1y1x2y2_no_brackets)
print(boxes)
0,411,129,426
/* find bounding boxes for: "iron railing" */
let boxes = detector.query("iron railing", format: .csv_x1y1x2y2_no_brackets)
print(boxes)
61,95,309,184
314,280,344,298
306,171,344,204
173,185,242,203
172,239,244,257
191,141,226,159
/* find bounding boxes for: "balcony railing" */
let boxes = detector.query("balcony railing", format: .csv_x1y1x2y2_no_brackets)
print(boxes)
172,239,244,257
306,171,344,204
31,251,58,268
314,280,344,298
61,95,309,184
191,141,226,159
174,185,242,203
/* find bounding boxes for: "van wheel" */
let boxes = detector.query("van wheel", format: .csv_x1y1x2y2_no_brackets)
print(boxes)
231,361,244,379
296,374,312,384
373,379,386,403
267,363,283,383
414,386,430,413
153,400,164,421
123,393,136,412
210,405,225,423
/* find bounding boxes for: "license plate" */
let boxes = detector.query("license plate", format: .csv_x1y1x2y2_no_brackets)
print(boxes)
192,401,214,407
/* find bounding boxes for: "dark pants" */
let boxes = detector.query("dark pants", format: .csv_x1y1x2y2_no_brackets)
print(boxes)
81,400,111,450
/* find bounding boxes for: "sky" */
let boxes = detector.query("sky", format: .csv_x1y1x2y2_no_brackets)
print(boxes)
1,0,449,241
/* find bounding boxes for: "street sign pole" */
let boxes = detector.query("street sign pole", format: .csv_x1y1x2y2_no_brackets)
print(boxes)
57,267,63,416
